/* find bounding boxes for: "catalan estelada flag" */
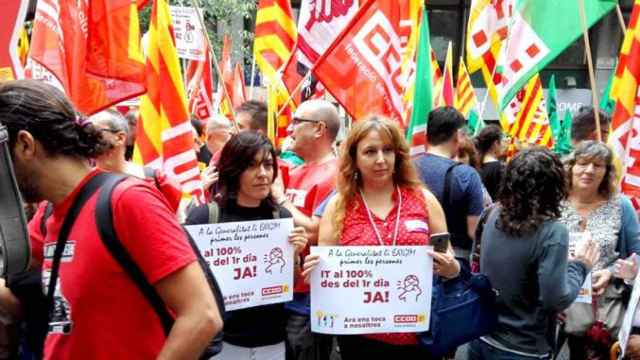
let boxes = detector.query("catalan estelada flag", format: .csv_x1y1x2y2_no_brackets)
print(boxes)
254,0,297,81
133,0,203,202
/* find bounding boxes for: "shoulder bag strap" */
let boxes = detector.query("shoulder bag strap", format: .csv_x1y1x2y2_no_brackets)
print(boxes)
47,172,111,323
94,174,174,336
208,201,220,224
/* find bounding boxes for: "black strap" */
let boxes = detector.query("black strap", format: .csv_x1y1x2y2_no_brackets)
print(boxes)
46,172,111,325
442,162,462,208
94,174,174,336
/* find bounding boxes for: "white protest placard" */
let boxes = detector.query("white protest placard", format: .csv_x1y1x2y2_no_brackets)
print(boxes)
186,218,294,311
310,246,433,334
619,267,640,358
170,6,206,61
568,232,592,304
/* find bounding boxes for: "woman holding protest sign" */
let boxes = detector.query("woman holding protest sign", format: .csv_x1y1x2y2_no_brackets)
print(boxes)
303,116,460,358
185,132,308,360
558,141,640,359
468,147,599,360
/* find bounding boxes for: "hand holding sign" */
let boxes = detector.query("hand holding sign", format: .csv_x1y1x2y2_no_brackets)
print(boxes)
310,246,433,334
614,253,639,281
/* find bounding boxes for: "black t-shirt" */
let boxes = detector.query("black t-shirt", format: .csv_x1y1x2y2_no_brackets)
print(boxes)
479,160,505,200
185,200,292,348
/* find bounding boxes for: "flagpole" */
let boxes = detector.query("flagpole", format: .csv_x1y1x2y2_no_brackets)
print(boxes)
249,55,256,100
190,0,239,132
616,4,627,34
577,0,602,142
276,70,313,118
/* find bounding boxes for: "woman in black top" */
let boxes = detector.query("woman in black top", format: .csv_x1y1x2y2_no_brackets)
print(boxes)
186,132,308,360
474,125,506,200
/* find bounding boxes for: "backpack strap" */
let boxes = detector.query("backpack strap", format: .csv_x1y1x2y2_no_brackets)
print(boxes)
208,201,220,224
442,162,462,207
94,173,174,336
47,172,111,325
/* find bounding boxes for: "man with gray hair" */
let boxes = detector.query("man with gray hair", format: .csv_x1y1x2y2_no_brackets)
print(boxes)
271,99,340,360
205,114,234,161
89,109,182,212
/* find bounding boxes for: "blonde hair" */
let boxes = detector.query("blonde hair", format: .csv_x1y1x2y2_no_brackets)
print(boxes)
332,115,423,239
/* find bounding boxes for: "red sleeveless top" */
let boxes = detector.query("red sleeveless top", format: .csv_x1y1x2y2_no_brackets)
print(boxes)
340,186,431,345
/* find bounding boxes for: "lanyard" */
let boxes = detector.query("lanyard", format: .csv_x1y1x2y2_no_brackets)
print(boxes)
359,186,402,246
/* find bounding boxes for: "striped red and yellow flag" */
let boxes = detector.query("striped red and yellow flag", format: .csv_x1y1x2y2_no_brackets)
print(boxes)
431,47,443,104
610,0,640,206
254,0,297,81
267,84,295,147
435,42,454,107
454,58,478,117
133,0,203,201
508,74,554,148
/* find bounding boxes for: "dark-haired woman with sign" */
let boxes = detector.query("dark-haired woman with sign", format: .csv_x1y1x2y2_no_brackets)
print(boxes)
186,132,308,360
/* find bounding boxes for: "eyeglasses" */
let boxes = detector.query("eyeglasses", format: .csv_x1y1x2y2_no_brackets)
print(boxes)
97,128,121,134
291,117,319,125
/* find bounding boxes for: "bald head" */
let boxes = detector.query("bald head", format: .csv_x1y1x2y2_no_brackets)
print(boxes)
294,100,340,142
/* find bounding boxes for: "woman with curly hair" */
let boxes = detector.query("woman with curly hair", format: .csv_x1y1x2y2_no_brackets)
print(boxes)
468,147,599,360
558,141,640,359
303,116,460,358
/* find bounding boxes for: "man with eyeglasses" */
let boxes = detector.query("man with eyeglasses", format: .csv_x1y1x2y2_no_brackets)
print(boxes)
271,99,340,360
89,109,182,213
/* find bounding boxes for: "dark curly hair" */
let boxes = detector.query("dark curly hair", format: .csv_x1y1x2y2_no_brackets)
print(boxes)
0,80,109,159
217,131,278,209
497,147,567,236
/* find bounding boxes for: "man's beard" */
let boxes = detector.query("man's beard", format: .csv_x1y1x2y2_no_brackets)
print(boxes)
13,162,42,203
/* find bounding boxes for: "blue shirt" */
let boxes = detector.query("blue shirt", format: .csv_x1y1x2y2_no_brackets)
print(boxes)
413,153,484,250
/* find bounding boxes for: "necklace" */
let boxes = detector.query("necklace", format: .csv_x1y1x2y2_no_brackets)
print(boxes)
359,186,402,246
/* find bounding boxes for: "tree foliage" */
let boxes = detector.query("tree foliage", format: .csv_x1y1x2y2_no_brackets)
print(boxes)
139,0,256,66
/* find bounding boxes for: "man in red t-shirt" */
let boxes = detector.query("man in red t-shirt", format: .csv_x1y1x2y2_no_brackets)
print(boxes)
271,99,340,360
0,80,222,359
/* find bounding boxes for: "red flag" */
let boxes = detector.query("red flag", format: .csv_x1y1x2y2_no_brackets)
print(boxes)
186,44,214,121
232,63,247,108
312,0,418,126
29,0,145,115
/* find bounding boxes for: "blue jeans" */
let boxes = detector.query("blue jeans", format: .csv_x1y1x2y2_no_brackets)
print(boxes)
468,339,550,360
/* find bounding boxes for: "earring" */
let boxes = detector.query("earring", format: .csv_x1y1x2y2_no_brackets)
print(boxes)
353,171,359,181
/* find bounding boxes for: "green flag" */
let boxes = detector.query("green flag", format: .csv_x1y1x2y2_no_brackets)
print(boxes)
556,110,573,155
406,7,432,155
546,74,562,152
467,110,485,136
499,0,616,111
600,67,616,115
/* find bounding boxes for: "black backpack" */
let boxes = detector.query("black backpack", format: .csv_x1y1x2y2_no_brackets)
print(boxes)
43,172,224,358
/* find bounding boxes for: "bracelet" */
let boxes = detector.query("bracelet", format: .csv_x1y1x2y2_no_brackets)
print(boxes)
277,198,288,207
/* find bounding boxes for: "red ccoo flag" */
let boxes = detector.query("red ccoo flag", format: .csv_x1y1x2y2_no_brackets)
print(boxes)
312,0,419,126
186,41,214,121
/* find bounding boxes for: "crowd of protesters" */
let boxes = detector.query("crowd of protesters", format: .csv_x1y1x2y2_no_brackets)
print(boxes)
0,79,639,360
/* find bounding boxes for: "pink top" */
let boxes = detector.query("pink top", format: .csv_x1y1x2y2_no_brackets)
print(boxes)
340,186,431,345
